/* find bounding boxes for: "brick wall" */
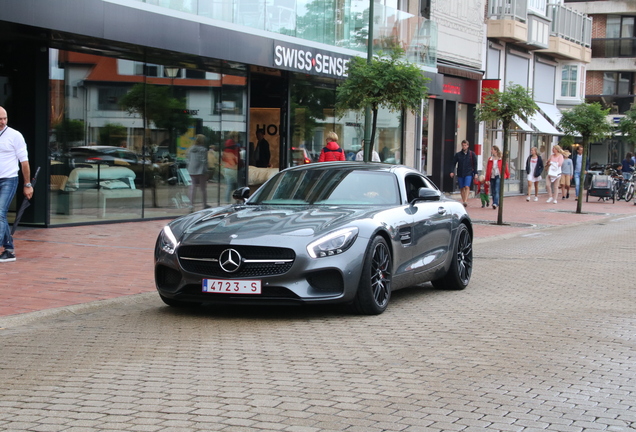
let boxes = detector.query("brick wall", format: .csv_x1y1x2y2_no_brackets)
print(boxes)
586,71,603,95
591,14,606,39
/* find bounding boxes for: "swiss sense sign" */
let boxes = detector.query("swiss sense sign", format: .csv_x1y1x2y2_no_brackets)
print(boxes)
273,42,351,78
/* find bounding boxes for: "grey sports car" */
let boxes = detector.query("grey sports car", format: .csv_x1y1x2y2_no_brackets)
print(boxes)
155,162,473,315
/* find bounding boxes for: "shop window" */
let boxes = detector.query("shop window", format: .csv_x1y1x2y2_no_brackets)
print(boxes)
48,48,248,225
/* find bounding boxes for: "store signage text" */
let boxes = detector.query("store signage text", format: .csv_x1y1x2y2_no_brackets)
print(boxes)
274,44,350,78
443,84,461,95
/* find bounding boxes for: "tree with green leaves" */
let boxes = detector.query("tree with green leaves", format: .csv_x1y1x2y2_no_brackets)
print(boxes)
476,84,537,225
119,83,191,153
558,102,612,214
99,123,127,147
54,119,85,151
335,46,429,162
618,106,636,145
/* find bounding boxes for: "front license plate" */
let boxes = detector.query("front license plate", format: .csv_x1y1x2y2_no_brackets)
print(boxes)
202,279,261,294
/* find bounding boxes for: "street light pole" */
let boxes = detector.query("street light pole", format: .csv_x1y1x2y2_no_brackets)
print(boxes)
363,0,374,162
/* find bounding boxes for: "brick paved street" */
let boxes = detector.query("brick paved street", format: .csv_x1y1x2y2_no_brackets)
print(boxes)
1,195,635,431
2,194,635,318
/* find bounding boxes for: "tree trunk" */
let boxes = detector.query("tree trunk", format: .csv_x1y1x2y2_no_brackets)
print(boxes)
576,137,589,214
497,124,509,225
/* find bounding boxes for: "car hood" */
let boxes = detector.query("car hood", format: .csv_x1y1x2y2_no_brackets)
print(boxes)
176,205,384,244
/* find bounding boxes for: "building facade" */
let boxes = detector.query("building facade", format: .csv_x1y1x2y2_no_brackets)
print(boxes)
1,0,438,227
484,0,591,193
566,0,636,165
424,0,484,193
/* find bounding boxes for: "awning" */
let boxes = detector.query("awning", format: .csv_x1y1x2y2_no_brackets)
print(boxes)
529,111,563,135
512,116,533,132
536,102,563,127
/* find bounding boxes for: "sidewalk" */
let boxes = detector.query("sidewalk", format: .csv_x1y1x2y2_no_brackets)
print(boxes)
2,193,635,318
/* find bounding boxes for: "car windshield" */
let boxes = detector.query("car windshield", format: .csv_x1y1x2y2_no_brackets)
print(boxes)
248,169,400,205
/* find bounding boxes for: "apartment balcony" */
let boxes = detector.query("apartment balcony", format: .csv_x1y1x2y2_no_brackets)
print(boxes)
487,0,591,62
537,2,591,61
487,0,530,44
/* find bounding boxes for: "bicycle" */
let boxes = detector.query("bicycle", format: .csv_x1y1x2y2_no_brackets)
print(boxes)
623,172,635,202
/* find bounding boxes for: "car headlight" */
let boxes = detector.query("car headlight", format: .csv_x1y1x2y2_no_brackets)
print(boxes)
159,225,179,254
307,227,358,258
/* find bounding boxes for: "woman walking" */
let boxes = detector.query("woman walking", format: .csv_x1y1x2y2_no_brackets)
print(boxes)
485,145,509,210
525,146,543,201
545,145,565,204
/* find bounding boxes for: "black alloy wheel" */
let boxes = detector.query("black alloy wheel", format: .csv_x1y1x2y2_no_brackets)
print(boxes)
432,223,472,291
352,236,392,315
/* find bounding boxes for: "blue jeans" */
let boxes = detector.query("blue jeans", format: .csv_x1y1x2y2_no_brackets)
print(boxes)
574,172,581,197
0,176,19,252
490,176,500,207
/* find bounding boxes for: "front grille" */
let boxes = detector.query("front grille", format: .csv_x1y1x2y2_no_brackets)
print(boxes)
178,245,296,277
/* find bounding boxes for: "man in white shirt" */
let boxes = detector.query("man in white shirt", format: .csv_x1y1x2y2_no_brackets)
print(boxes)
0,106,32,262
355,148,381,162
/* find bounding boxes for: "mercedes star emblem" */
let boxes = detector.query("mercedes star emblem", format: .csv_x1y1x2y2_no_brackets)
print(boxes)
219,248,242,273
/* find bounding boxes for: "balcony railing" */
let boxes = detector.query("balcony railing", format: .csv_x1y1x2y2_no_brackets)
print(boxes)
546,2,592,47
136,0,436,68
487,0,528,22
592,38,636,58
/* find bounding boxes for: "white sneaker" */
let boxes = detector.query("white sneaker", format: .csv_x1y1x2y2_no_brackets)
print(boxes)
547,197,553,203
553,200,558,204
533,197,538,202
526,196,530,201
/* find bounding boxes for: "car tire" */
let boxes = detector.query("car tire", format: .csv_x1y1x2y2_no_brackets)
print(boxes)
352,236,392,315
159,294,199,308
432,223,472,291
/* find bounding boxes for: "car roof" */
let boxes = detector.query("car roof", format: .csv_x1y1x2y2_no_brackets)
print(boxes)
283,161,409,175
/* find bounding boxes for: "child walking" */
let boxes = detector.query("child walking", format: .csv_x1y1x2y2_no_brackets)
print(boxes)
475,175,490,208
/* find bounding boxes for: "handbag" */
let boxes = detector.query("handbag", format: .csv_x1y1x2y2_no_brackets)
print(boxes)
548,163,561,177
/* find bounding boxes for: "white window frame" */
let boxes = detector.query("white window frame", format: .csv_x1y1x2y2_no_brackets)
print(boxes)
559,63,581,99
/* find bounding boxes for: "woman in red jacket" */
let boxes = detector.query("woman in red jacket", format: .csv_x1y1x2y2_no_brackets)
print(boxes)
485,145,510,210
318,131,346,162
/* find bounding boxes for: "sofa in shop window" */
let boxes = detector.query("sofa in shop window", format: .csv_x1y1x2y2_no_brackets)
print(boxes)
55,165,142,216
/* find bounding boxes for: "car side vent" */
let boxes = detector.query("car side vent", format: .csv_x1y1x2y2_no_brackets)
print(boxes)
398,227,412,245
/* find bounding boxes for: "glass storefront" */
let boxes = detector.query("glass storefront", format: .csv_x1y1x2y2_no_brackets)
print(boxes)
290,73,402,164
46,48,403,225
49,48,248,224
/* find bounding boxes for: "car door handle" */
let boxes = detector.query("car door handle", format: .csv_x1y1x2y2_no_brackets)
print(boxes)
437,207,447,215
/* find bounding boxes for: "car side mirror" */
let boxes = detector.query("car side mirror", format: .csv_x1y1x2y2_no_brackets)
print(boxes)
232,187,251,202
413,187,441,203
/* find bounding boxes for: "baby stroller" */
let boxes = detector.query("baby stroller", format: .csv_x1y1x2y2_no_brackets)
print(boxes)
586,174,615,203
